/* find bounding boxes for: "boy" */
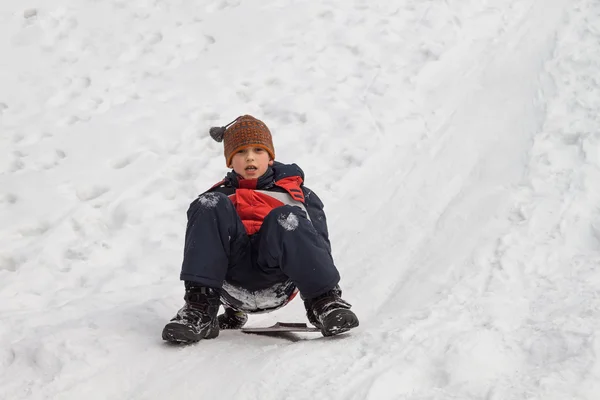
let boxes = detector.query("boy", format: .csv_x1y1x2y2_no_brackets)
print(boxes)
162,115,359,343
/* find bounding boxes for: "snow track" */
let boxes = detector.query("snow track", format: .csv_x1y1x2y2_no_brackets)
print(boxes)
1,0,600,399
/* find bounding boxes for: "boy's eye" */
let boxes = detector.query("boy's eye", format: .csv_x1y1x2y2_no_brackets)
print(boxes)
254,148,264,152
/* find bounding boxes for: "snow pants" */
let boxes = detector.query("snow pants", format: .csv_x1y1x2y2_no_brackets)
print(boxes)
180,192,340,300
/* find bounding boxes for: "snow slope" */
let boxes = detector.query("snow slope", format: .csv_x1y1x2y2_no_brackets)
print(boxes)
2,0,600,399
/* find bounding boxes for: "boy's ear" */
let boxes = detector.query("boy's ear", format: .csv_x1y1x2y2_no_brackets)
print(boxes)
269,159,274,166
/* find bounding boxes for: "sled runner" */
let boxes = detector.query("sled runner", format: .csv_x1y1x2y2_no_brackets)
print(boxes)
241,322,320,334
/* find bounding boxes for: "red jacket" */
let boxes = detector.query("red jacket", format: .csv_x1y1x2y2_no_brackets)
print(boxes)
206,162,331,251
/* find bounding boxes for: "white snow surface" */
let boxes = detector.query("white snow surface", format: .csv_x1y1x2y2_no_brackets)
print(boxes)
2,0,600,399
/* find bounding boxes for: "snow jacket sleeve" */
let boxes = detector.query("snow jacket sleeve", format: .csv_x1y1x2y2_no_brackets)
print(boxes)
302,186,332,254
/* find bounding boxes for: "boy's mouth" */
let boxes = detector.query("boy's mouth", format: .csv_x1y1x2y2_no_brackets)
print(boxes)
245,166,257,171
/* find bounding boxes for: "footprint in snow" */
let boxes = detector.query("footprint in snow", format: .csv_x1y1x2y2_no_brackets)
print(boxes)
0,193,18,205
23,9,38,19
9,156,26,172
0,256,21,272
0,348,16,370
36,149,67,171
110,153,140,169
62,114,91,126
145,32,163,47
19,221,51,237
64,247,90,261
76,184,110,201
205,35,216,45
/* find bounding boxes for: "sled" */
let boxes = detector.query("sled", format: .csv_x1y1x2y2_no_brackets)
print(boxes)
241,322,320,334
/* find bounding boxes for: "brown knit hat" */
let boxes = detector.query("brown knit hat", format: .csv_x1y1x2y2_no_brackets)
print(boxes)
209,115,275,167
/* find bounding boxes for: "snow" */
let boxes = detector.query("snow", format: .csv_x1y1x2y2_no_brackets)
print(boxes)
197,192,221,209
277,212,299,232
1,0,600,399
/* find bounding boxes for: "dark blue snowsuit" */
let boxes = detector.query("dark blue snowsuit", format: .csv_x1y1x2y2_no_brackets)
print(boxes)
180,162,341,310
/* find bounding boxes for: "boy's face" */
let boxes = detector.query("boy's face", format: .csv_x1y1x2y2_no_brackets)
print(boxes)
230,146,274,180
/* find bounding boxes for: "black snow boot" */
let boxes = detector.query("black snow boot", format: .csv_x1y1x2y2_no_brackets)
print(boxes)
162,286,220,344
217,307,248,330
304,286,359,337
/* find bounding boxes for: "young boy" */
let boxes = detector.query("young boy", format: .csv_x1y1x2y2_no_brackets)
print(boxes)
162,115,359,343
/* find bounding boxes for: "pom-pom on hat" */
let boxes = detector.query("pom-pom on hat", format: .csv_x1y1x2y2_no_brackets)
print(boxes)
210,115,275,167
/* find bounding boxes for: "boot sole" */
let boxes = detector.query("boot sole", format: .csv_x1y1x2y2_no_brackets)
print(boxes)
320,309,360,337
162,322,219,344
162,323,201,343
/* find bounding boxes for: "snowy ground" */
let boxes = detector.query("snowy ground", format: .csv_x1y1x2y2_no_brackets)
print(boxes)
2,0,600,399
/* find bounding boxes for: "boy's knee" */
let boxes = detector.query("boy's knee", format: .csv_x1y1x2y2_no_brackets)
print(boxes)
188,192,232,219
196,192,230,209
